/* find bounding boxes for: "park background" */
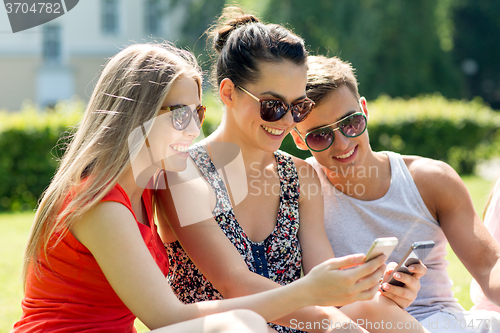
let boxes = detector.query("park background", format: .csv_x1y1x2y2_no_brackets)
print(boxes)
1,0,500,331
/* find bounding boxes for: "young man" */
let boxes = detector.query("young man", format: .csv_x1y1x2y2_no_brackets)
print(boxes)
291,55,500,333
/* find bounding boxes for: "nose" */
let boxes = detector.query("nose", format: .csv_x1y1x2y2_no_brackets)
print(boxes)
279,108,295,128
183,112,201,139
332,129,349,150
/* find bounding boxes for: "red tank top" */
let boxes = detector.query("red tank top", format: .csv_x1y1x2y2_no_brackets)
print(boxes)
12,184,167,332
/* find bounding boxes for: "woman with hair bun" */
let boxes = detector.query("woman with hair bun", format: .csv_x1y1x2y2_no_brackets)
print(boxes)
12,42,371,333
156,7,429,333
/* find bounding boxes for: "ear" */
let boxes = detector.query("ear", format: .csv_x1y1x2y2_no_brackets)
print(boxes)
219,78,236,108
290,128,309,151
360,97,369,119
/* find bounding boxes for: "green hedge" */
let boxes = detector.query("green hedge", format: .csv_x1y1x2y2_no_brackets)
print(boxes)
1,94,499,212
0,102,82,212
0,97,226,213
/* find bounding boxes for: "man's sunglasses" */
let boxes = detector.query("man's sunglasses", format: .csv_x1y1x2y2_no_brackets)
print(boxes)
294,112,367,152
160,104,206,131
237,85,315,123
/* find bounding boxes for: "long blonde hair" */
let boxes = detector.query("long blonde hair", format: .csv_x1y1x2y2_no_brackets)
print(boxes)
23,43,201,284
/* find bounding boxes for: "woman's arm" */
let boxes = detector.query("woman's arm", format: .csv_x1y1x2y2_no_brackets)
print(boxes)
293,158,336,273
70,200,379,331
155,167,387,332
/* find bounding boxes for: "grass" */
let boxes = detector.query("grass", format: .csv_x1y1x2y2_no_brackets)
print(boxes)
0,175,494,331
0,212,33,333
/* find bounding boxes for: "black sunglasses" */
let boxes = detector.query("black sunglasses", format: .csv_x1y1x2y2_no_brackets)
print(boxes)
294,112,367,152
237,85,315,123
160,104,206,131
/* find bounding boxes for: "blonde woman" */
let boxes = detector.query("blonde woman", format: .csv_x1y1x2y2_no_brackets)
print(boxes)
12,43,366,333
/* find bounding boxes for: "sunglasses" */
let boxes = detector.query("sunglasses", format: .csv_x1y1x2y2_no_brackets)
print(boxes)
237,85,315,123
294,112,367,152
160,104,206,131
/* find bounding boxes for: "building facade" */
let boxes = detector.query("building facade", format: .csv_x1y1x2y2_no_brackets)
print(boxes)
0,0,187,111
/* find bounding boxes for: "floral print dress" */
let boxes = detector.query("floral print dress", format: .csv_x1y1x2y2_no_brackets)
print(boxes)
166,144,304,333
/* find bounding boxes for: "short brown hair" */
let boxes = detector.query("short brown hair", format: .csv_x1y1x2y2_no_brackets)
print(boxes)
306,55,359,105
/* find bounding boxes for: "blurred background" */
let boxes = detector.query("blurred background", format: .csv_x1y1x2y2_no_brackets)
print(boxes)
1,0,500,110
1,0,500,331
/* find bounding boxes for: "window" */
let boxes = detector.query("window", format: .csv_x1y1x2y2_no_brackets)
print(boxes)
43,25,61,63
145,0,161,35
102,0,119,35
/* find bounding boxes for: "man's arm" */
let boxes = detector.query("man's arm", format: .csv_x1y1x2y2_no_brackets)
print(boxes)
408,156,500,306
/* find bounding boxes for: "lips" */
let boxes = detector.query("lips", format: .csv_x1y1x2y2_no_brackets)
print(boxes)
262,125,285,136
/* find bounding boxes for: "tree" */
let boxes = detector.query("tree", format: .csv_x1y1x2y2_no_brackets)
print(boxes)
263,0,464,100
452,0,500,109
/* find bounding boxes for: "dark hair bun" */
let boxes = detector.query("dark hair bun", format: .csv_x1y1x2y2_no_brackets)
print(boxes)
212,7,259,53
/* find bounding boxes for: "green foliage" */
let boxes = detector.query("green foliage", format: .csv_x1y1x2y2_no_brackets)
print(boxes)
0,102,82,212
168,0,227,74
163,0,500,106
263,0,464,101
452,0,500,109
200,90,224,136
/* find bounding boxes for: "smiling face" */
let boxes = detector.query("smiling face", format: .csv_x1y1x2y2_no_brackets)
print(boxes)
293,84,371,172
145,75,201,172
228,60,308,152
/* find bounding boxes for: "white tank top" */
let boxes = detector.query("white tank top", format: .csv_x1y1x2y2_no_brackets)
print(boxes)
308,151,462,320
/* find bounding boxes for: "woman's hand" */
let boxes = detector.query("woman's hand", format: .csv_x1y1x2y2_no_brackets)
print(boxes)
300,254,387,307
379,261,427,308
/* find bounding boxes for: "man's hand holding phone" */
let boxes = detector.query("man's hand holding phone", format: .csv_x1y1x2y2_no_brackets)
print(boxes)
380,241,434,308
380,260,427,308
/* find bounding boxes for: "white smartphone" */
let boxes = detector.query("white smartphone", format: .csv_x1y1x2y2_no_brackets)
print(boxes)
385,240,435,287
365,237,399,262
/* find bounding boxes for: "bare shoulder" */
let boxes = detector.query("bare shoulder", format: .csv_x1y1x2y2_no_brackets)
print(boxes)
402,155,468,219
81,201,134,227
402,155,461,186
71,200,138,246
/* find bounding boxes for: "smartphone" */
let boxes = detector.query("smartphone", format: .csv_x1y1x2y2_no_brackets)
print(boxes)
365,237,399,262
385,240,435,287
